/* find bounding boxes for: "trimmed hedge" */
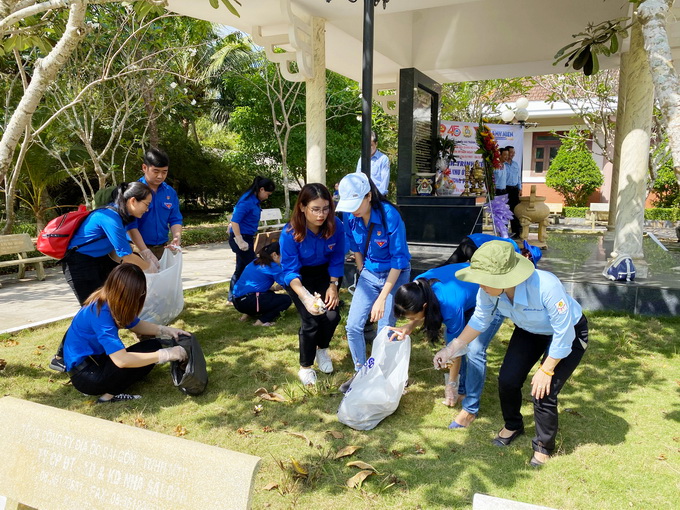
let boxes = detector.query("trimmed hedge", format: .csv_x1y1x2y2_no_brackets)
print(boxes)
181,225,228,246
644,208,680,221
563,207,588,218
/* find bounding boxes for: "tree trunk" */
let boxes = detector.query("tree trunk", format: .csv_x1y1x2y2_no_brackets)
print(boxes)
0,1,87,184
637,0,680,183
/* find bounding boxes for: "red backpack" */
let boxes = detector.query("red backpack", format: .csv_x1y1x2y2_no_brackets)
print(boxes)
37,205,103,260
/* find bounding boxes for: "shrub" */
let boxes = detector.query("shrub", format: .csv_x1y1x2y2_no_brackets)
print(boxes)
563,206,588,218
644,208,680,221
649,162,679,208
545,131,603,206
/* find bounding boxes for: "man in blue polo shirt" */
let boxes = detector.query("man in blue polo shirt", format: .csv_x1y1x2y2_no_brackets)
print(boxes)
356,131,390,195
127,148,183,268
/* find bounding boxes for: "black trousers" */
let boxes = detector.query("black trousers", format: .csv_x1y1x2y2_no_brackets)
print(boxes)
287,264,341,367
69,339,163,396
443,236,478,266
228,232,255,299
507,185,521,235
62,250,119,305
233,291,292,323
498,315,588,455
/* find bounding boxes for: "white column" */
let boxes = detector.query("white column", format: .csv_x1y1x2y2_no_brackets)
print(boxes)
607,50,629,233
306,17,326,185
612,22,653,276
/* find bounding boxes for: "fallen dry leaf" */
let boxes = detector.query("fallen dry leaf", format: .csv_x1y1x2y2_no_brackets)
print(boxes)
346,461,377,472
564,408,584,418
290,458,308,477
262,426,273,433
326,430,344,439
33,349,43,355
657,454,667,461
0,359,6,371
335,445,361,459
391,449,403,458
255,387,269,397
3,339,18,347
263,482,279,491
237,427,253,436
174,425,187,437
134,417,147,429
286,431,313,447
414,445,425,455
255,387,287,402
346,470,374,488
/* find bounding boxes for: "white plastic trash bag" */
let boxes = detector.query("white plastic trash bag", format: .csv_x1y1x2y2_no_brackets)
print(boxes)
139,250,184,325
337,326,411,431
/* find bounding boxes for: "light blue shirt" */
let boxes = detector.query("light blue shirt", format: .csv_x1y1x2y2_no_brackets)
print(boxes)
345,203,410,273
356,149,390,195
233,261,286,298
419,264,479,343
493,165,507,190
280,217,346,286
505,159,521,189
467,269,583,359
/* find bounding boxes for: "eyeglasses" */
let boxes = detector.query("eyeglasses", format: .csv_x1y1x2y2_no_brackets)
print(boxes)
308,206,330,215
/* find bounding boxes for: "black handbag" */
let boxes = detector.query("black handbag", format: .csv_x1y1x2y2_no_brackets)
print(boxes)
170,334,208,396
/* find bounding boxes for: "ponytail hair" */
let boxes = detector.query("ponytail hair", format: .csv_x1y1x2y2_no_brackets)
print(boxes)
394,278,443,343
246,175,275,197
254,241,280,266
109,181,152,225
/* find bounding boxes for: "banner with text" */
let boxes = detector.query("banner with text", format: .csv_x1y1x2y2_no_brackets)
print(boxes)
439,121,524,195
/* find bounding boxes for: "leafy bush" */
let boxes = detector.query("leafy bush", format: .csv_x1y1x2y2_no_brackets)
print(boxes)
545,131,603,206
649,161,679,208
182,225,228,246
563,207,588,218
644,208,680,221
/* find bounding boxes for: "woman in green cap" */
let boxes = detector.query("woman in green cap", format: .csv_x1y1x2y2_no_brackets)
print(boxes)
433,240,588,467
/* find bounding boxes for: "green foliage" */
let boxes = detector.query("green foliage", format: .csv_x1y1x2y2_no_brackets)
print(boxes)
563,206,588,218
649,160,679,208
546,131,603,206
644,208,680,221
441,78,532,122
181,225,228,246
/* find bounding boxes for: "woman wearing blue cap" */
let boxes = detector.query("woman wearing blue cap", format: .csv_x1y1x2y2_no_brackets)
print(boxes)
335,172,410,392
433,241,588,467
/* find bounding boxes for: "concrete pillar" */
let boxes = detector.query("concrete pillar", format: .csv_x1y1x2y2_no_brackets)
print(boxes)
306,17,326,185
607,50,629,234
611,22,653,277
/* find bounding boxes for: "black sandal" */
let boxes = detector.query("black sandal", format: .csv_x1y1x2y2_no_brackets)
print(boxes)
492,427,525,447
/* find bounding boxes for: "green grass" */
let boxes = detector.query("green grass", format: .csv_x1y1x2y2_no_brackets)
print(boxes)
1,286,679,509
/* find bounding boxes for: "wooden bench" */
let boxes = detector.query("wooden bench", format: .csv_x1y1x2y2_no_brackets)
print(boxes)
0,234,52,287
258,208,286,231
546,203,563,224
588,202,609,229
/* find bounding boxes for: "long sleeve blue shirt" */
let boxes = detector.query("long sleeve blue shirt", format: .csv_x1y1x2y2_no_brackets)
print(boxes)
493,165,507,190
232,261,286,298
418,264,479,343
467,269,583,359
356,150,390,195
63,302,140,371
279,217,346,286
505,160,522,189
69,208,132,258
231,192,262,235
346,203,410,274
126,178,183,245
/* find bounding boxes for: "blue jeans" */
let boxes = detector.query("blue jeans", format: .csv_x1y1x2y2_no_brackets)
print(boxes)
457,312,504,415
346,266,411,370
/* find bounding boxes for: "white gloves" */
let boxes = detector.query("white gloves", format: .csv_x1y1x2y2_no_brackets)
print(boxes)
157,325,190,339
433,337,469,370
299,287,326,316
235,235,249,251
141,248,161,271
157,346,188,364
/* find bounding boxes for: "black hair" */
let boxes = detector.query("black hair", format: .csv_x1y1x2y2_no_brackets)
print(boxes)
505,145,514,151
246,175,275,198
393,279,443,343
109,181,152,225
365,175,398,230
143,147,169,168
500,147,509,153
254,241,281,266
371,130,378,144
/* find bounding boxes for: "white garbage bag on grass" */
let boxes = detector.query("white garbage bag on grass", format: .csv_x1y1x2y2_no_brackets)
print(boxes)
139,250,184,325
337,326,411,431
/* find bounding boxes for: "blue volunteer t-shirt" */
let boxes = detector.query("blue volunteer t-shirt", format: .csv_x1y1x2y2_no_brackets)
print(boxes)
418,264,479,343
231,192,262,236
63,302,140,371
233,261,286,298
279,217,346,286
345,203,410,274
69,208,132,258
126,179,183,245
468,233,519,251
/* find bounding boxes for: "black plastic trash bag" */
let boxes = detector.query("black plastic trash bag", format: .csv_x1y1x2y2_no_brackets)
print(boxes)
170,334,208,396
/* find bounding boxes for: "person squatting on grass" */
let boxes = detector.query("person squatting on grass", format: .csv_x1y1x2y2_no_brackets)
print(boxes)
439,233,543,428
280,183,345,386
62,264,189,403
228,176,275,301
435,241,588,467
390,264,502,416
232,242,292,327
335,172,411,393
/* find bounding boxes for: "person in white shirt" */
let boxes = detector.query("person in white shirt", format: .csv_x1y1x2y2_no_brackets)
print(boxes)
356,131,390,196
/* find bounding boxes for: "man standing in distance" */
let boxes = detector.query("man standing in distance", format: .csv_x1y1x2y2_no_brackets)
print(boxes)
504,146,522,238
356,131,390,196
127,148,183,268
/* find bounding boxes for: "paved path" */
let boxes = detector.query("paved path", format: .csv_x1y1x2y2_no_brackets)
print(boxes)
0,242,234,334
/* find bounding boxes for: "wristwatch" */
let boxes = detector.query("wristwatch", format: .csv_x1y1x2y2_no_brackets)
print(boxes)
330,280,339,286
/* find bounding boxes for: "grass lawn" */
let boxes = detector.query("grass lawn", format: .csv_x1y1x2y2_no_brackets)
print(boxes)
1,284,679,509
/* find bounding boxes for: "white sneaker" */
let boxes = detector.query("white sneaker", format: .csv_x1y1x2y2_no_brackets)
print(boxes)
315,348,334,374
298,367,317,386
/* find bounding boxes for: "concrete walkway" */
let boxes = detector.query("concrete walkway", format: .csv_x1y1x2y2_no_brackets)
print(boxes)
0,242,234,334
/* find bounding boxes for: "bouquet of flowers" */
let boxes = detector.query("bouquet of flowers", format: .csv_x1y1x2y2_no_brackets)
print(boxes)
475,120,502,199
